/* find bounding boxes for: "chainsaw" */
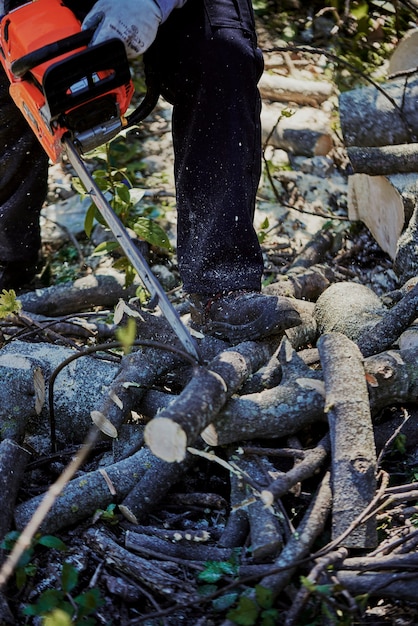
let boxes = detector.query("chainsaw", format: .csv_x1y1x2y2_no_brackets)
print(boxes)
0,0,201,361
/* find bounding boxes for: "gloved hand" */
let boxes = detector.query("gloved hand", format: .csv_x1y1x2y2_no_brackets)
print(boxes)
82,0,162,59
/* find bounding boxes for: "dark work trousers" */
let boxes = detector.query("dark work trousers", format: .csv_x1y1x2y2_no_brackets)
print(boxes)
145,0,265,294
0,0,265,295
0,68,48,267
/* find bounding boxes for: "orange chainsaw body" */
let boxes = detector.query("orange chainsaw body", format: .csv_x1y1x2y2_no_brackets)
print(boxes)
0,0,135,162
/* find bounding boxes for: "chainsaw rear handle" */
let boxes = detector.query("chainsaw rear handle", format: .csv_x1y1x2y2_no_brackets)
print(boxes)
10,28,95,78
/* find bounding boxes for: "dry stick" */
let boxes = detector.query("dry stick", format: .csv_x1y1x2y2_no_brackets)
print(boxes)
202,338,326,448
357,282,418,357
284,548,349,626
219,473,332,626
0,425,99,588
144,339,278,463
261,434,331,506
258,471,333,598
0,440,32,542
318,332,378,549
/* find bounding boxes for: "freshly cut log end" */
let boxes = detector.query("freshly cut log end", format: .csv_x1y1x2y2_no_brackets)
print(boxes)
200,423,218,447
144,417,187,463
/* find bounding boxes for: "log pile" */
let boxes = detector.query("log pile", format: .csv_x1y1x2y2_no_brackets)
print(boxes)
339,29,418,280
0,237,418,623
1,35,418,624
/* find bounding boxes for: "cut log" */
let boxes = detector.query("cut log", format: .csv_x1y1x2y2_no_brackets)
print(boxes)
347,143,418,175
119,450,196,523
144,339,278,463
14,446,157,533
259,73,333,106
18,269,138,316
314,282,386,342
84,527,196,603
230,455,285,563
347,173,417,259
339,75,418,147
0,340,119,446
202,344,418,448
0,439,31,541
261,103,333,156
259,472,332,598
318,333,377,548
201,339,326,448
335,570,418,602
125,531,232,562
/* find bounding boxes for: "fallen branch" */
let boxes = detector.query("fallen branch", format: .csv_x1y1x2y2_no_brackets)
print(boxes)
144,339,279,462
318,332,377,548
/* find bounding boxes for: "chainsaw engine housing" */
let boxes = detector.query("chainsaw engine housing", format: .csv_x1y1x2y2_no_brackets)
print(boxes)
0,0,134,161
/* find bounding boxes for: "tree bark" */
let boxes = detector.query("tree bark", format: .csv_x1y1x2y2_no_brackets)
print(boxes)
259,73,333,107
144,339,278,462
318,333,377,548
0,439,31,541
347,143,418,175
339,75,418,147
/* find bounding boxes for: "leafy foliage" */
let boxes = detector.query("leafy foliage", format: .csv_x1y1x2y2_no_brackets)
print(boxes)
0,289,21,318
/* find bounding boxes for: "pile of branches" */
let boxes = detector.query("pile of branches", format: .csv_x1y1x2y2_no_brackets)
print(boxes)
0,226,418,625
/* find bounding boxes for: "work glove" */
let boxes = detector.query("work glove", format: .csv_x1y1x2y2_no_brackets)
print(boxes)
82,0,162,59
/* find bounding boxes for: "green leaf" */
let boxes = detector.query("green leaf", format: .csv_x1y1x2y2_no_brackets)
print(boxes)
255,585,274,610
84,204,97,238
115,317,137,354
198,560,237,583
27,589,64,615
116,183,131,204
227,596,260,625
212,592,239,612
71,177,87,196
61,562,78,594
129,188,146,206
92,240,120,256
43,608,73,626
0,289,21,318
1,530,20,550
37,535,67,551
74,588,104,617
260,608,279,626
351,0,369,20
132,217,171,250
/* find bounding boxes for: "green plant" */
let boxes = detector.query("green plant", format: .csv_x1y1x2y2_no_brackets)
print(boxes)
226,585,279,626
72,135,172,289
0,289,21,318
23,561,103,625
1,531,67,590
1,531,103,624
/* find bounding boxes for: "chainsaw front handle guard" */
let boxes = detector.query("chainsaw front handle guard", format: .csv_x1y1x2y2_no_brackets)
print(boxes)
10,28,95,78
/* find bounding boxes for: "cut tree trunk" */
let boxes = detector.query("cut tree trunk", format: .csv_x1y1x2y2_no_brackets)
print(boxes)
339,75,418,147
261,103,332,156
144,339,279,463
259,73,333,107
318,333,377,548
346,144,418,175
347,173,417,259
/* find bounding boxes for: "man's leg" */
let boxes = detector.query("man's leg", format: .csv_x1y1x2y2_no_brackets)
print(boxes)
144,0,300,341
0,66,49,288
146,0,264,295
